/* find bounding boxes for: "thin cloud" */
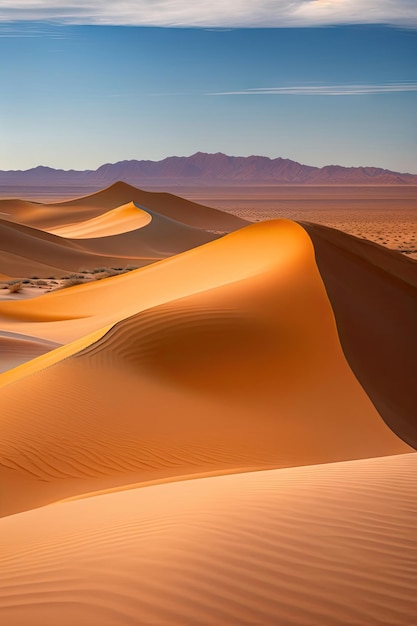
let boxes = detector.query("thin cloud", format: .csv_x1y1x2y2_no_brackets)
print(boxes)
0,1,416,28
209,82,417,96
0,21,70,37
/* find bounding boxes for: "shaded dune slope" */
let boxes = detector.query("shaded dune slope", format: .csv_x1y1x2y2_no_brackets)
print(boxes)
301,222,417,449
0,221,410,517
0,198,40,221
7,181,248,232
0,453,416,625
0,332,60,374
0,204,218,277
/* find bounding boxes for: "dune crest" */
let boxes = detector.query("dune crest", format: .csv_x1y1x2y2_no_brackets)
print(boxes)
48,201,152,238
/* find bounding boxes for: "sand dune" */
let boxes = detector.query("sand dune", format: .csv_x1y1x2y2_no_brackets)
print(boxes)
301,222,417,449
0,453,416,625
48,201,152,238
0,203,217,278
4,181,248,232
0,220,410,517
53,181,249,230
0,219,303,343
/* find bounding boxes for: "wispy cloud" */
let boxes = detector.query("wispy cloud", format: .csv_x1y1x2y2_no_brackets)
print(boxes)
0,1,416,28
209,82,417,96
0,21,70,37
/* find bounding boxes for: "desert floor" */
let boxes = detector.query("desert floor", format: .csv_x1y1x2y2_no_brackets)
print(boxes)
176,185,417,260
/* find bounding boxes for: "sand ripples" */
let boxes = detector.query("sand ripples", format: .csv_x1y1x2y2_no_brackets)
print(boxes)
0,454,416,625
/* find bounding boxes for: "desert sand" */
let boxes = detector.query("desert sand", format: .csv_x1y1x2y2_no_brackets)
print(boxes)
0,183,415,624
0,453,416,625
179,185,417,259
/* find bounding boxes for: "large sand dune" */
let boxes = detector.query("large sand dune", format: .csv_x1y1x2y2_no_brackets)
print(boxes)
3,181,248,231
0,184,415,623
0,453,416,625
0,220,411,517
0,202,218,278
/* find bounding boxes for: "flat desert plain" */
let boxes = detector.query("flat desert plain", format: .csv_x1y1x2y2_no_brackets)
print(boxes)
0,182,416,625
177,185,417,260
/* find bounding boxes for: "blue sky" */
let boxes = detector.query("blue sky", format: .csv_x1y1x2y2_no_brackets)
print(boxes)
1,15,416,172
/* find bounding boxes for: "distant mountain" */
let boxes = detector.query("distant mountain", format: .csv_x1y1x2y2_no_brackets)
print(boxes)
1,153,416,186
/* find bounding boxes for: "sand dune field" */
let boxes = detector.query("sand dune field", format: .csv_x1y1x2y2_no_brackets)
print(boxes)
0,183,415,624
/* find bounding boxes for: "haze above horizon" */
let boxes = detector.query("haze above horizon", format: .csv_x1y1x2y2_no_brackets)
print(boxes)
1,4,416,173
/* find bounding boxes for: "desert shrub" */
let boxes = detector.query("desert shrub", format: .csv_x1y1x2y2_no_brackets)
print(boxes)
59,277,87,288
36,279,48,286
91,267,110,274
62,273,85,280
0,283,7,289
94,269,123,280
9,282,23,293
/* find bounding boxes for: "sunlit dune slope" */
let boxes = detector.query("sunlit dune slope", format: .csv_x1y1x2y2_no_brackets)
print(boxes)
0,204,217,277
0,220,410,516
0,453,416,626
0,219,316,343
8,181,248,231
301,222,417,449
49,201,152,238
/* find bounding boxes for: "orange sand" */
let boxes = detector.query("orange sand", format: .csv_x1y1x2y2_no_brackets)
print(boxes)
48,201,152,238
0,201,218,278
3,181,248,231
0,453,416,625
0,183,415,624
0,219,411,517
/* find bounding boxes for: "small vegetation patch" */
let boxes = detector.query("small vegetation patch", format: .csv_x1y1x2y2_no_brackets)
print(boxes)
8,282,23,293
59,277,88,288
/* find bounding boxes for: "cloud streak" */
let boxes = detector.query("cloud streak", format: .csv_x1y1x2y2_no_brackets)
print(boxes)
209,82,417,96
0,1,416,28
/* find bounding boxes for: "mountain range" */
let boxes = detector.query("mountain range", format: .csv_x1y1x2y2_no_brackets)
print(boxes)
1,152,417,187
